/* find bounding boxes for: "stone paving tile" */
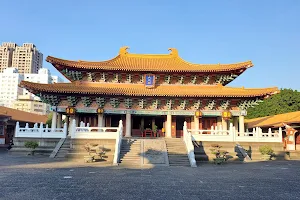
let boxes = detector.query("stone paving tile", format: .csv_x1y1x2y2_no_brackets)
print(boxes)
1,151,300,200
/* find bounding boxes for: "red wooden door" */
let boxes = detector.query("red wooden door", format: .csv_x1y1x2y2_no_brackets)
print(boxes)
201,117,217,133
185,117,191,129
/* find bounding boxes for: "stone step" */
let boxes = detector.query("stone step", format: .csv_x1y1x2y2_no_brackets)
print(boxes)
121,157,141,159
169,164,190,166
120,154,141,156
169,161,190,163
120,159,141,162
168,161,190,163
122,143,141,145
120,154,141,157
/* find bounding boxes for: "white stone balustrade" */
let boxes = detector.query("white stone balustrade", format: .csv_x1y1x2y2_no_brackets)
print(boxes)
70,120,122,139
189,123,282,143
15,122,67,138
183,121,197,167
113,120,123,165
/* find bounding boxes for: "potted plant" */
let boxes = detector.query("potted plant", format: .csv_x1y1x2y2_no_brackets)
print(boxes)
259,145,274,160
153,125,158,136
210,144,229,165
24,141,38,155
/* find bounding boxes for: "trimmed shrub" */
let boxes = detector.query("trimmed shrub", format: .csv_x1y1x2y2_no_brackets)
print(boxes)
259,145,274,155
24,141,38,150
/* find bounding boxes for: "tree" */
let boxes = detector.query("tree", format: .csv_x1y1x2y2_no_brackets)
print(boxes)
246,89,300,119
46,112,53,127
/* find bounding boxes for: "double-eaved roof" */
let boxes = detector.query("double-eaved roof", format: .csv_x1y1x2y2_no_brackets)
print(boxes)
19,47,278,100
46,47,253,73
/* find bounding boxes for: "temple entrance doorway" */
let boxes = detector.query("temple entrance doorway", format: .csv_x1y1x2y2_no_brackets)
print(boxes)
132,115,165,137
176,116,185,138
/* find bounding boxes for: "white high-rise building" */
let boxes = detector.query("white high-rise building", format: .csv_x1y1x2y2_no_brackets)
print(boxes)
23,68,60,97
51,75,64,83
12,43,43,74
0,68,24,107
0,42,17,73
0,67,63,113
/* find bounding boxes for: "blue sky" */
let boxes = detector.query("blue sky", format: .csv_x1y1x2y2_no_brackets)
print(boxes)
1,0,299,90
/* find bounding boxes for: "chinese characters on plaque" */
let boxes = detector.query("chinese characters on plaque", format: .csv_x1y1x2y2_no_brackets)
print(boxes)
144,74,155,88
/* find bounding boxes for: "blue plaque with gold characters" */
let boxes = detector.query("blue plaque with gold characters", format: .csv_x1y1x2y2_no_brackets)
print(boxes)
144,74,155,88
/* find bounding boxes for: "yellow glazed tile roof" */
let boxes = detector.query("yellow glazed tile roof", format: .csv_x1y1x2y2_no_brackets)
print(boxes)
246,111,300,128
46,47,253,72
20,81,278,98
0,106,47,123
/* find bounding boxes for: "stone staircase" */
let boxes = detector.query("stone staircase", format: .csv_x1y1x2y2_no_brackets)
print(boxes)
119,139,141,166
55,137,71,158
165,138,190,167
194,141,286,163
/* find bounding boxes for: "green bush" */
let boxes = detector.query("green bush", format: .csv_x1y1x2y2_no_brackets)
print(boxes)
259,145,274,155
24,141,39,150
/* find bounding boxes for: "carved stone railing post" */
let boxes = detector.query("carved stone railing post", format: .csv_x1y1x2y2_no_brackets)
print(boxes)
39,122,44,138
15,121,20,137
63,123,67,138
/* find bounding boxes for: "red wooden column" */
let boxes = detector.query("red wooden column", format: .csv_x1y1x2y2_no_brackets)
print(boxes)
171,116,176,138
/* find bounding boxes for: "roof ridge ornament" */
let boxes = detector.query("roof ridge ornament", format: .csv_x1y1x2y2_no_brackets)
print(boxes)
119,46,129,56
168,48,178,57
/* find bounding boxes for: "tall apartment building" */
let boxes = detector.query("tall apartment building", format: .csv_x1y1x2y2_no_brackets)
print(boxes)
0,68,24,107
0,42,43,74
0,67,63,114
0,42,17,73
12,43,43,74
13,95,50,115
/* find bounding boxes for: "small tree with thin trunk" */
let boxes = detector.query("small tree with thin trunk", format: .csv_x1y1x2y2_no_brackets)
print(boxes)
24,141,39,155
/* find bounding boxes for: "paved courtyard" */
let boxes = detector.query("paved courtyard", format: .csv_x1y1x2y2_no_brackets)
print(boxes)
1,149,300,200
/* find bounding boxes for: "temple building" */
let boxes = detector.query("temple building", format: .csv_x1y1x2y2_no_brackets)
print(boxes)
20,47,279,138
